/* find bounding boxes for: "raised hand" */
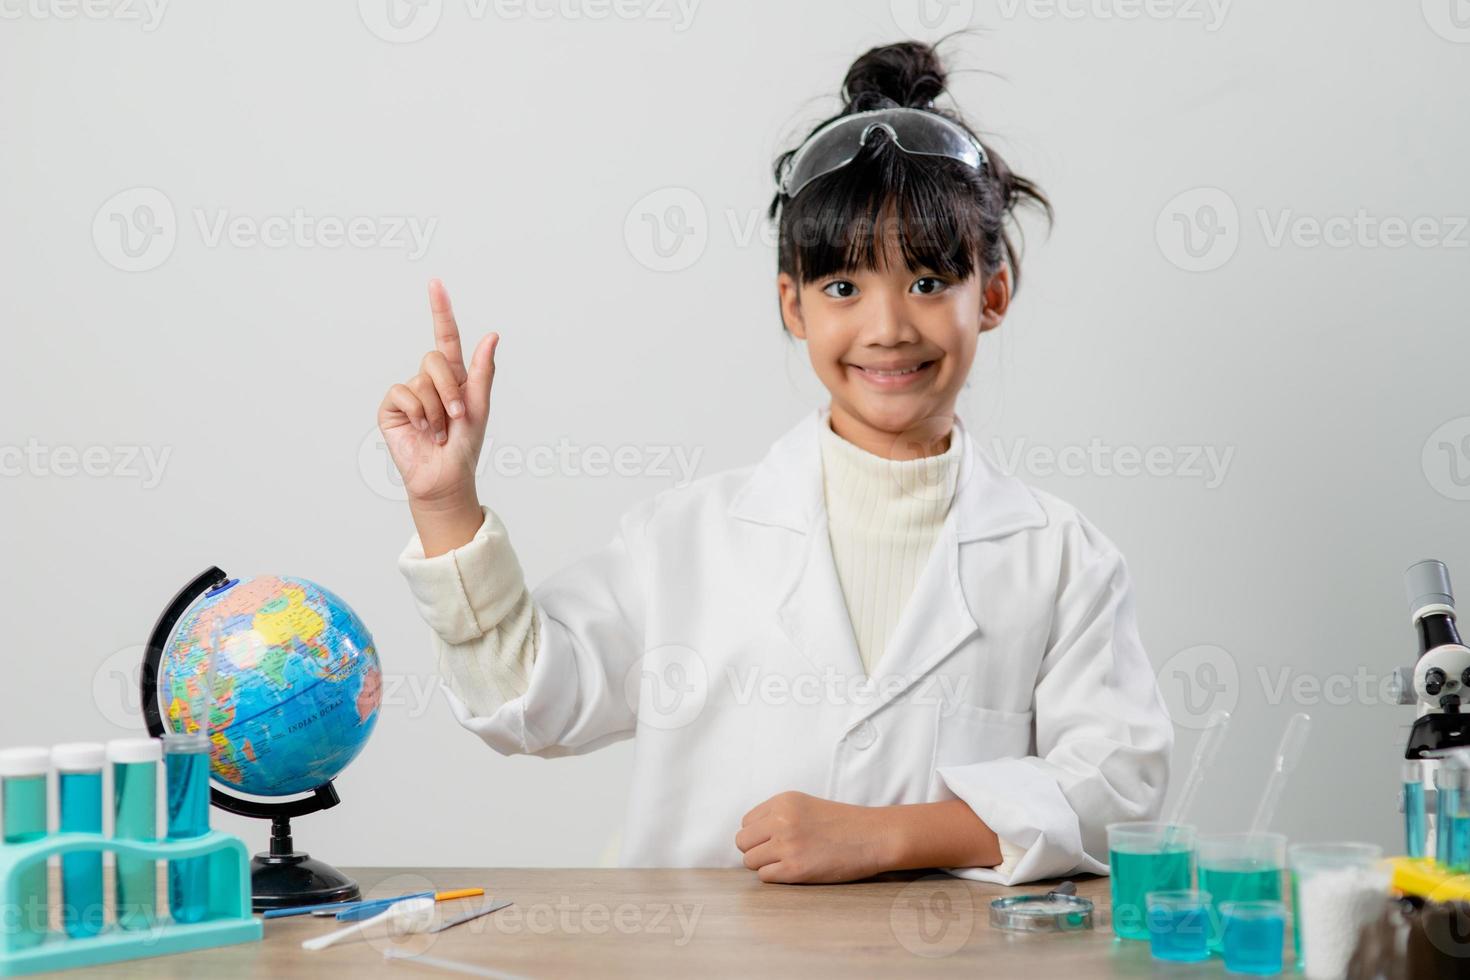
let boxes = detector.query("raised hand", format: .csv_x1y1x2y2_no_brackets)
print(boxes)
378,279,499,554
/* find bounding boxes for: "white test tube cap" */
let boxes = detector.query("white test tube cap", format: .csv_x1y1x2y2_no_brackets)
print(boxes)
51,742,107,772
106,737,163,765
0,747,51,778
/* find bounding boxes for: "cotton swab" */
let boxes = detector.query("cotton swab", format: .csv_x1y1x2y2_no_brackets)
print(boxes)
301,897,436,952
1249,712,1312,837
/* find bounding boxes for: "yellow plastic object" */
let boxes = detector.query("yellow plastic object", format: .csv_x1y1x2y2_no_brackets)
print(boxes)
433,888,484,902
1388,856,1470,902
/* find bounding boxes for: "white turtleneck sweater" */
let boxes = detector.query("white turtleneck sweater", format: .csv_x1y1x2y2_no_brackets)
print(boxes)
816,419,961,675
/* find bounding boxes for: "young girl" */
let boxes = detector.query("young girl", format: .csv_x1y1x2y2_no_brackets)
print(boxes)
379,41,1172,886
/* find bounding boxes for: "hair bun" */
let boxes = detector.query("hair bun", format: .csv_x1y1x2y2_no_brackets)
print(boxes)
841,41,948,111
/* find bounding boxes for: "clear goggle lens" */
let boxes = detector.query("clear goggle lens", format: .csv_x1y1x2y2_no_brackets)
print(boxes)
779,107,988,199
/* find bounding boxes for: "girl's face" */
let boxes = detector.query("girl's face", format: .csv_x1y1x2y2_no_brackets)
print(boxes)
778,241,1010,459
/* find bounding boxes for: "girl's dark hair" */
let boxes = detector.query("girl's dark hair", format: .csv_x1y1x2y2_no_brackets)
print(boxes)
769,38,1052,298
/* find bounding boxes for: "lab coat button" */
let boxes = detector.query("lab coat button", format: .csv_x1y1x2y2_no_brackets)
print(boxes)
849,720,877,750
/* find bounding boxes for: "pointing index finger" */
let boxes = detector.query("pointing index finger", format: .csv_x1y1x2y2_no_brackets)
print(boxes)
428,278,467,380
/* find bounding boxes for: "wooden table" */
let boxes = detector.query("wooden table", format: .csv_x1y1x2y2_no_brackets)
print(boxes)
62,868,1279,978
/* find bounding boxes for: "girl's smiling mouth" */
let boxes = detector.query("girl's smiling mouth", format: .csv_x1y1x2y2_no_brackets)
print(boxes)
847,359,937,389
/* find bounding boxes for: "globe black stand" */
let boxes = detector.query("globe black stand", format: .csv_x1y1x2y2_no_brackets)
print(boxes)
142,566,362,912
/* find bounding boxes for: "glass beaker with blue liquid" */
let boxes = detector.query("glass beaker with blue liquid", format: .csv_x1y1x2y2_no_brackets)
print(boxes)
1219,899,1286,975
1107,822,1195,940
1145,889,1212,962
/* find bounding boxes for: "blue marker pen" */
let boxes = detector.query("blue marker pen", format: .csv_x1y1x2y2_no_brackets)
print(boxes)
0,747,51,951
52,742,106,938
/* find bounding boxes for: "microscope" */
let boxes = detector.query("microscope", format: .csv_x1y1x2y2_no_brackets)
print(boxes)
1394,560,1470,861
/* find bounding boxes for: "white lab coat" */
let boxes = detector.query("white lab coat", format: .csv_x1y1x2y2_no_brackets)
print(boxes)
428,409,1173,884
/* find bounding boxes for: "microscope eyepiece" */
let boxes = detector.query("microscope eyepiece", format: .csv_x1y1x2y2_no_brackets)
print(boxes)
1407,559,1456,619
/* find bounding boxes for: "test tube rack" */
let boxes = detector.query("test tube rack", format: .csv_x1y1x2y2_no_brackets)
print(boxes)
0,829,262,976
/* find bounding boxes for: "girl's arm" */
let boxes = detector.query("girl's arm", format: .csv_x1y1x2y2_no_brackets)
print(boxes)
736,793,1007,884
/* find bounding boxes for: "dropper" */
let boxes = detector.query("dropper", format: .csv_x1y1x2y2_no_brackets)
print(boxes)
1166,709,1233,828
1248,712,1312,837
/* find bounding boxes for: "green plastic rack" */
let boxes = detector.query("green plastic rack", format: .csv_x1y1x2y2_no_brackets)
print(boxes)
0,829,262,976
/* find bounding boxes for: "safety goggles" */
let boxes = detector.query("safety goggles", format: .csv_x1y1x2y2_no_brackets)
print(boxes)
778,107,988,200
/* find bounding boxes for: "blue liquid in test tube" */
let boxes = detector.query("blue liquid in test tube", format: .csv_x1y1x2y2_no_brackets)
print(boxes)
1404,761,1426,859
53,742,106,938
0,747,52,951
108,737,161,930
164,735,212,923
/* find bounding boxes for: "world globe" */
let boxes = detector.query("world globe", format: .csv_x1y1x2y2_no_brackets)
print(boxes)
157,575,382,797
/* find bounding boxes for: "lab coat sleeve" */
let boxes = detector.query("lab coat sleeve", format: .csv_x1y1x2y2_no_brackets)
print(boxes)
936,521,1173,886
397,506,540,714
399,499,653,759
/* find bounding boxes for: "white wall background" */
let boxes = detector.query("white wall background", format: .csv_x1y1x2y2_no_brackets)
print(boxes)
2,0,1468,869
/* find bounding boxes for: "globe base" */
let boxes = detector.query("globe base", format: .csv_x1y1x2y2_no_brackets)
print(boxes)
249,850,361,911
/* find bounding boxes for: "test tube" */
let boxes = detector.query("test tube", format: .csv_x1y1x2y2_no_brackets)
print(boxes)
162,734,212,924
1435,761,1465,868
107,737,161,931
1403,760,1427,859
0,747,51,951
163,615,220,924
52,742,105,938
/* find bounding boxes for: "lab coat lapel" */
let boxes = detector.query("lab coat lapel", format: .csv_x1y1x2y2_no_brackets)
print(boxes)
846,419,1050,727
728,411,866,681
